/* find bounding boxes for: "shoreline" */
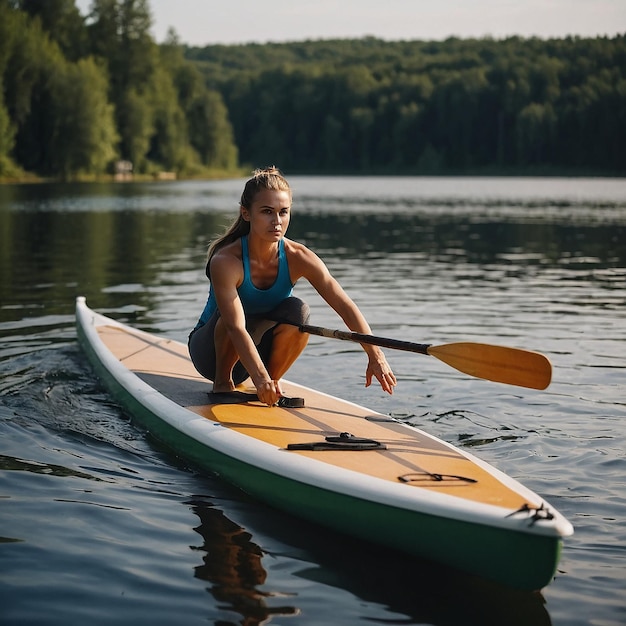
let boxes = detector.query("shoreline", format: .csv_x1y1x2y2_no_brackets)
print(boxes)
2,167,624,185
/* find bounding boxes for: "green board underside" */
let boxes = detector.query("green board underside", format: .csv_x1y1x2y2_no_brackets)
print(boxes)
78,326,562,591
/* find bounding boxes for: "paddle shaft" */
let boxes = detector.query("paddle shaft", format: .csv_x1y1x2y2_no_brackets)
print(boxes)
299,324,431,354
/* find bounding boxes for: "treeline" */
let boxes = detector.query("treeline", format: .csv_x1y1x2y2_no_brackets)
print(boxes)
0,0,238,180
188,35,626,175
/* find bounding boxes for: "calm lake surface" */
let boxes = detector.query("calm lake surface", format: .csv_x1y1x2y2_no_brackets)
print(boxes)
1,176,625,625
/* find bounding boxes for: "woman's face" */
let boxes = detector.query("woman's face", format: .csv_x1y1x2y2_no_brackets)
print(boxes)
242,189,292,242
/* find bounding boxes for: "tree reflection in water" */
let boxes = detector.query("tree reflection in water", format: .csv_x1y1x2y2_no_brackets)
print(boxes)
188,498,299,625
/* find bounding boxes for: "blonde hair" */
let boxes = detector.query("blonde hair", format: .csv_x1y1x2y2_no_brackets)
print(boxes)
206,166,291,273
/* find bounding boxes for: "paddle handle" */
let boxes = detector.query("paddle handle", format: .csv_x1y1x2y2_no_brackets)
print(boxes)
300,324,431,355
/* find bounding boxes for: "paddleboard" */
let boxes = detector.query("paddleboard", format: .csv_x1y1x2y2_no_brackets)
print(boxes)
75,296,573,590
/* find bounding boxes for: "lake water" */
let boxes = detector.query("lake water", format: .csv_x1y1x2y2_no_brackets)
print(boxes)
1,176,625,625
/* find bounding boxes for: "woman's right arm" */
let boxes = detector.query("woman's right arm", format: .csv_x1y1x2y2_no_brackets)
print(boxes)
210,252,283,405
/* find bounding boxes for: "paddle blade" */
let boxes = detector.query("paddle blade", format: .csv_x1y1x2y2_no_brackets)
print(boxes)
427,342,552,390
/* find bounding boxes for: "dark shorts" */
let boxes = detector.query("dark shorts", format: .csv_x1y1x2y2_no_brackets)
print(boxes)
188,296,310,384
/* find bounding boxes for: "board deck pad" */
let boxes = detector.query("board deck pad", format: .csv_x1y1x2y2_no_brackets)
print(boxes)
98,324,537,509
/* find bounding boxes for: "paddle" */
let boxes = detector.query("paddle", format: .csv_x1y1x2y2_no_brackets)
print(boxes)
293,323,552,390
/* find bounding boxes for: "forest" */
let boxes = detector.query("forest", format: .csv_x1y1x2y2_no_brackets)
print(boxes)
1,0,625,181
0,0,239,180
189,36,626,175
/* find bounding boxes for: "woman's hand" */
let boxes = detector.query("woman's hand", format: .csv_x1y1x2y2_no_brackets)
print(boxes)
365,352,397,395
255,379,283,406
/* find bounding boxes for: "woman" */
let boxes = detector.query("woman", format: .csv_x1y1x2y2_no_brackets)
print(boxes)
189,167,396,406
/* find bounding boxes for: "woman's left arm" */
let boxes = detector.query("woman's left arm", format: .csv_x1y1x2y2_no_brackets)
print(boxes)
291,245,397,394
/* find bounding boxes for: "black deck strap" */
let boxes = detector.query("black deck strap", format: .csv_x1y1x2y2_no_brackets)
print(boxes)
278,396,305,408
287,431,386,451
207,392,305,407
207,391,259,404
399,472,478,484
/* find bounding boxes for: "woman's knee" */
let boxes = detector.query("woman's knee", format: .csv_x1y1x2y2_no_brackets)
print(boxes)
269,297,310,326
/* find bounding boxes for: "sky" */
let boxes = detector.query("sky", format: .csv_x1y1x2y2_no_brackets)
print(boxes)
76,0,626,46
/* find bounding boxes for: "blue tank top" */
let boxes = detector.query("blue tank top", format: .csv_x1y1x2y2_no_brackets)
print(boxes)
195,236,293,328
